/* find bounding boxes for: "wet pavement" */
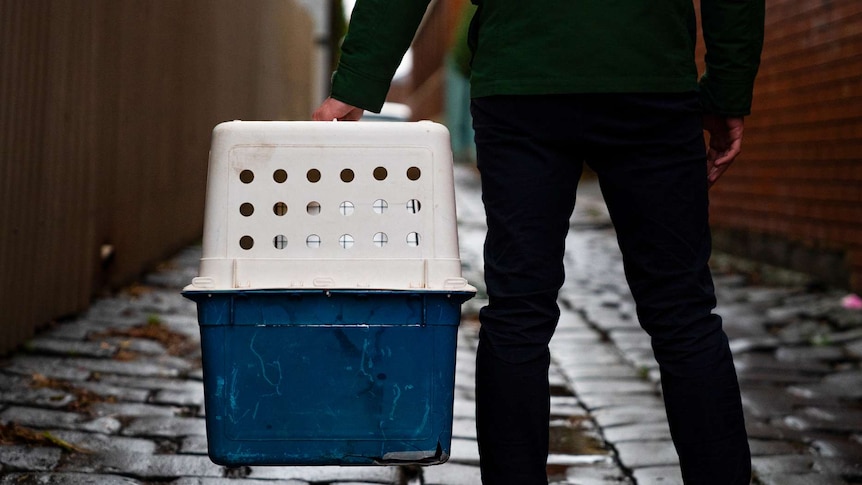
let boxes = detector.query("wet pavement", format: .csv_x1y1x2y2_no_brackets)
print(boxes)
2,164,862,484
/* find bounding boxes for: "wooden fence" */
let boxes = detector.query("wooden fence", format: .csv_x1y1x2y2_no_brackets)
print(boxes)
0,0,315,354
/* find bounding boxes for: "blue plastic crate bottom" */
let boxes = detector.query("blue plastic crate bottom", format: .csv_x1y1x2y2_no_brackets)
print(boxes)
184,290,472,466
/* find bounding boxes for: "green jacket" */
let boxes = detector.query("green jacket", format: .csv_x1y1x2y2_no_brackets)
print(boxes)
331,0,764,117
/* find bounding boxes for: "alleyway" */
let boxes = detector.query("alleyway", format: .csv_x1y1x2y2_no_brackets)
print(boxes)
1,165,861,484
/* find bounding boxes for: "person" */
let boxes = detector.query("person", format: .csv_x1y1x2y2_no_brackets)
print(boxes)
313,1,764,484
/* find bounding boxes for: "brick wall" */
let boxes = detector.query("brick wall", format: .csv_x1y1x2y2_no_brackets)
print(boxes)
704,0,862,290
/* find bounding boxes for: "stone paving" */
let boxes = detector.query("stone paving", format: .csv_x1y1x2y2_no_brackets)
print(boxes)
2,164,861,484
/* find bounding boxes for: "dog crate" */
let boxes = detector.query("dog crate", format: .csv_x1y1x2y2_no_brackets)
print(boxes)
183,121,475,466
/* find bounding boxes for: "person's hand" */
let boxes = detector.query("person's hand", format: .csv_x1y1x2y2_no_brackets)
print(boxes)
703,115,745,188
312,97,364,121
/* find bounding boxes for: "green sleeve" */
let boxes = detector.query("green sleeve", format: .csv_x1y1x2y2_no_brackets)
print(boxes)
331,0,433,113
699,0,765,116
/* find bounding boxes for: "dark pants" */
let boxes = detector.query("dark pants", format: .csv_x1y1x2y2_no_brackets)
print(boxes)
471,94,750,485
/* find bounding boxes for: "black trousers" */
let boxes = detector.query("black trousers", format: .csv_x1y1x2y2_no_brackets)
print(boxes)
471,94,751,485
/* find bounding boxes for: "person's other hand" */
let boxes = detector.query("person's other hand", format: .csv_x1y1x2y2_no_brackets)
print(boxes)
312,97,364,121
703,115,745,188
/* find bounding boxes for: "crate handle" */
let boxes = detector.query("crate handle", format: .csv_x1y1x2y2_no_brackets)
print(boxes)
442,277,468,290
313,277,335,287
191,277,215,289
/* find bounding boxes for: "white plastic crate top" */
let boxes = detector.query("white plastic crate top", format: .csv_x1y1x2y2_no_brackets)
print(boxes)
186,120,476,292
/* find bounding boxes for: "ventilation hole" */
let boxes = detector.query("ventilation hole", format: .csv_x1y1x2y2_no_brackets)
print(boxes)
406,167,421,181
273,202,287,216
307,169,321,183
373,167,388,181
406,232,420,247
240,170,254,184
307,201,321,215
273,235,287,249
239,203,254,217
339,234,355,249
306,234,321,248
373,199,388,214
339,201,355,216
373,232,389,248
406,199,421,213
239,236,254,250
273,169,287,183
340,169,355,183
